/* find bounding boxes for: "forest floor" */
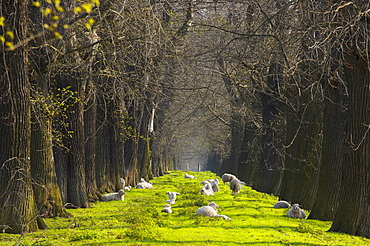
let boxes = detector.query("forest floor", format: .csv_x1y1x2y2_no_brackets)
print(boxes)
1,170,370,246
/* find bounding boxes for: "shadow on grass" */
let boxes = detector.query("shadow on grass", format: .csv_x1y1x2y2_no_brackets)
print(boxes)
81,239,327,245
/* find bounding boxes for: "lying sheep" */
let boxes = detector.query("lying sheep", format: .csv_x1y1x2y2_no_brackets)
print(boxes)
166,191,180,204
221,173,236,184
136,178,153,189
229,178,246,195
200,180,214,196
208,178,220,192
184,173,197,179
162,204,172,213
274,200,291,208
286,204,306,219
196,202,231,220
101,189,126,202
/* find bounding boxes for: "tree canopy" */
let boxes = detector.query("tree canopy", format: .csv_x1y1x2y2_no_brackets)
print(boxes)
0,0,370,238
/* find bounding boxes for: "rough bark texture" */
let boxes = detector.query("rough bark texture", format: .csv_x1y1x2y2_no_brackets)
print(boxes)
309,76,347,220
0,0,40,233
31,118,70,218
84,84,99,201
330,46,370,238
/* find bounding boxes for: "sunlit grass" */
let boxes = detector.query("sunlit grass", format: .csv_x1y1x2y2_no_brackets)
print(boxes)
1,170,369,245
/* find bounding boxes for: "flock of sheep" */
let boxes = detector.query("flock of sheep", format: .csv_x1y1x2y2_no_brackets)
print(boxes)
99,172,306,221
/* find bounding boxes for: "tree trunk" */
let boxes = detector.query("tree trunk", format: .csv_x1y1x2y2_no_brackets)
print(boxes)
66,77,89,208
309,74,347,220
84,81,99,200
96,105,114,192
255,63,284,195
237,122,260,186
330,45,370,238
31,118,70,218
279,106,300,203
0,0,41,233
109,97,127,191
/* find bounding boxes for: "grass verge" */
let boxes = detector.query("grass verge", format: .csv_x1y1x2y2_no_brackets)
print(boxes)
1,170,369,246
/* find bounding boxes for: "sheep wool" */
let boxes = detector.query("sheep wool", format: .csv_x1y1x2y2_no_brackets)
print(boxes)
136,178,153,189
229,178,245,195
136,182,153,189
221,173,237,184
184,173,197,179
162,204,172,213
196,202,232,220
200,180,215,196
286,204,306,219
274,200,291,208
196,202,219,217
166,191,180,204
208,179,220,192
101,189,126,202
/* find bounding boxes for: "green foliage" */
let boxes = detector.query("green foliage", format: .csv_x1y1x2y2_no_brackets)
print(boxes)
0,0,101,51
0,171,369,245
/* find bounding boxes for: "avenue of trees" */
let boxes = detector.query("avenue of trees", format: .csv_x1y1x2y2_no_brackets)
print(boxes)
0,0,369,238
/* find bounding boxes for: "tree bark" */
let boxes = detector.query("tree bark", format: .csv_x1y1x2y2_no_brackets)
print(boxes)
31,117,70,218
0,0,41,233
84,81,99,200
330,45,370,238
309,73,347,220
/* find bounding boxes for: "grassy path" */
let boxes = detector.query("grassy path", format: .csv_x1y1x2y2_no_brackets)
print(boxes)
1,170,369,245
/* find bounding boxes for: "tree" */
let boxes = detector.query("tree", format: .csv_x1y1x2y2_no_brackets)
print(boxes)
329,1,370,237
0,0,42,233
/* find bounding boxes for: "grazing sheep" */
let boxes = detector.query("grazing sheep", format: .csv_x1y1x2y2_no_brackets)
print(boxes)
221,173,237,184
196,202,231,220
136,178,153,189
101,189,126,202
184,173,197,179
200,180,214,196
208,179,220,192
274,200,291,208
166,191,180,204
286,204,306,219
124,186,131,191
162,204,172,213
229,178,246,195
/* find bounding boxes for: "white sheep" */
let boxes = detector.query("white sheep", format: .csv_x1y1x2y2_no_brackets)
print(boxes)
124,186,131,191
184,173,197,179
162,204,172,213
200,180,214,196
136,178,153,189
166,191,180,204
229,178,246,195
221,173,237,184
101,189,126,202
208,178,220,192
286,204,306,219
274,200,291,208
196,202,231,220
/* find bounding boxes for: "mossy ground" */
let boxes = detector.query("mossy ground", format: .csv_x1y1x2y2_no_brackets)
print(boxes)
1,170,369,245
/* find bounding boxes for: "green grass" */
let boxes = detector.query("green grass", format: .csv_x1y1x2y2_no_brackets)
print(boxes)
1,170,369,245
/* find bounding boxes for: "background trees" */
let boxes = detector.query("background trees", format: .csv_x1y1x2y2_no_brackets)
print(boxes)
0,0,369,238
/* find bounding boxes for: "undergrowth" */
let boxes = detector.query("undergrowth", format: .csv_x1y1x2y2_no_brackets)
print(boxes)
0,170,369,246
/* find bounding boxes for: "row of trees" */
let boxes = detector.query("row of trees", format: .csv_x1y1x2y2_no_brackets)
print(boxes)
200,0,370,238
0,0,369,239
0,0,194,233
